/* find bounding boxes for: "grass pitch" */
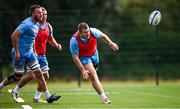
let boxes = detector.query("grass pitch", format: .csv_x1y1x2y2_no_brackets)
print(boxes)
0,81,180,109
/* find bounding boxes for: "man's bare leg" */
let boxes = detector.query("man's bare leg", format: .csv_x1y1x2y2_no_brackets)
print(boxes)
33,72,49,103
12,68,60,103
84,63,111,104
0,73,22,90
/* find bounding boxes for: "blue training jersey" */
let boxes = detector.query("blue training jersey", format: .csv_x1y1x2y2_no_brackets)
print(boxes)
15,17,39,54
70,28,103,55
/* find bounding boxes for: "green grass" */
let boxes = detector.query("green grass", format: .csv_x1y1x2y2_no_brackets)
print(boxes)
0,81,180,109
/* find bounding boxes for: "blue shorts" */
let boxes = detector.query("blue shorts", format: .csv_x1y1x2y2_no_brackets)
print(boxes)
80,51,99,65
37,55,49,72
11,49,40,73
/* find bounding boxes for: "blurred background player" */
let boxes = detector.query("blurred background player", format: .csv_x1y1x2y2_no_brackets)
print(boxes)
70,22,119,104
0,5,60,103
22,7,62,103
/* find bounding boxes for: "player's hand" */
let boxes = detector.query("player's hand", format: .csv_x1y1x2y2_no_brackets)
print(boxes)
81,69,89,80
109,42,119,51
57,44,62,51
15,51,20,60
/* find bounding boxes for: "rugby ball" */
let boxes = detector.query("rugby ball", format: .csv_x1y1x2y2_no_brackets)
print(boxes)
149,10,161,26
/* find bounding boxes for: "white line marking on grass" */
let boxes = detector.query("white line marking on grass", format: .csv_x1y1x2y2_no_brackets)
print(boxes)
22,105,32,109
61,92,96,95
15,88,179,101
119,89,180,101
15,88,180,101
59,89,180,101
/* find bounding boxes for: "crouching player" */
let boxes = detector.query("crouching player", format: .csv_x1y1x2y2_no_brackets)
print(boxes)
70,22,119,104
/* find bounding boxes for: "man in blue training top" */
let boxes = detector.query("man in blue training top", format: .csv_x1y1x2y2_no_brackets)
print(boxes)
0,5,60,103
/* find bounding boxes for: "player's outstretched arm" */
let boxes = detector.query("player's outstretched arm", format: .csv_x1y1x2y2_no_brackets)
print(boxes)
100,33,119,51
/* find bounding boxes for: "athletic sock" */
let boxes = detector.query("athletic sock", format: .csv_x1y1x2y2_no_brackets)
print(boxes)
100,92,107,100
13,85,20,94
44,90,51,99
0,82,4,89
34,90,42,100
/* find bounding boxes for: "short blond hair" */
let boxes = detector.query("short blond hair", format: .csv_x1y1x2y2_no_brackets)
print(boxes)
78,22,89,33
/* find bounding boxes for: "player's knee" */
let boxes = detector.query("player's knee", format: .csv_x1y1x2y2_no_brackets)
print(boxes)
34,69,43,79
7,73,23,81
15,73,23,81
7,74,17,81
